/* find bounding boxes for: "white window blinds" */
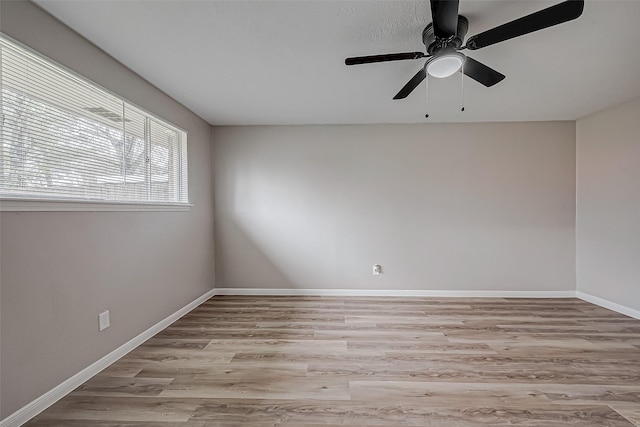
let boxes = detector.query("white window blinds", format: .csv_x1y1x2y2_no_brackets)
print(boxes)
0,36,188,205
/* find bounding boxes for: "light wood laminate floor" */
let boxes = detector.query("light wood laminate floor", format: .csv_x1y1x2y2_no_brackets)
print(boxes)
26,296,640,426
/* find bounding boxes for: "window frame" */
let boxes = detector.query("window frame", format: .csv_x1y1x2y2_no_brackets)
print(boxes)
0,34,191,212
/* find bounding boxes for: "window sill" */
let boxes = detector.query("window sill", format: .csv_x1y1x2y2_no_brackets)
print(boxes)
0,198,192,212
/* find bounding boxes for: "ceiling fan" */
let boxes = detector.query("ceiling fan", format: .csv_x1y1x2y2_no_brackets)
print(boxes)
345,0,585,100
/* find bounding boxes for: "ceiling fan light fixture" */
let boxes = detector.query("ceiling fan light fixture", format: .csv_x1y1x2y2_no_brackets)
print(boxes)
426,53,465,78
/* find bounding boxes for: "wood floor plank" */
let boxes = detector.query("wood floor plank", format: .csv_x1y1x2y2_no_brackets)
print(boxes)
349,380,553,405
400,404,634,426
159,377,351,400
24,296,640,426
27,396,199,423
136,364,309,382
73,376,175,397
347,341,497,354
203,339,348,353
189,399,407,425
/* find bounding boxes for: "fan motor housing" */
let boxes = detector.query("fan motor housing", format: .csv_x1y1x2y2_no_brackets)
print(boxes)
423,15,469,55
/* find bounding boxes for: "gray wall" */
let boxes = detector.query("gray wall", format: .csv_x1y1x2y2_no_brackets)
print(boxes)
0,1,214,417
576,96,640,312
213,122,576,291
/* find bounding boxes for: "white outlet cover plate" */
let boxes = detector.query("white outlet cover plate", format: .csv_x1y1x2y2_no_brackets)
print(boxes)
373,265,382,275
99,310,110,331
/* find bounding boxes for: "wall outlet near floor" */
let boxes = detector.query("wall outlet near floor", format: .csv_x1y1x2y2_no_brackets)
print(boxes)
373,264,382,276
99,310,110,331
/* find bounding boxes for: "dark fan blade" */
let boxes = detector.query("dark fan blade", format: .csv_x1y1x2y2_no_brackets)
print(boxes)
430,0,460,39
345,52,425,65
393,68,427,100
466,0,584,50
463,56,505,87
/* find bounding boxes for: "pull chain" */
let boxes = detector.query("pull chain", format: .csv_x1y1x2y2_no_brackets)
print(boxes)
425,72,430,118
460,61,465,112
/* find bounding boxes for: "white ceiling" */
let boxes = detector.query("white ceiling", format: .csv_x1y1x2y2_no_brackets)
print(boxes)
34,0,640,126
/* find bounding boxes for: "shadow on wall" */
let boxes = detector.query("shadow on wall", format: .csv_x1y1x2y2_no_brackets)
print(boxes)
216,214,298,289
215,147,402,290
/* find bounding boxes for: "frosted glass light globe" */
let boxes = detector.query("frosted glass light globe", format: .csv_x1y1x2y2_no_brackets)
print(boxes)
427,54,464,78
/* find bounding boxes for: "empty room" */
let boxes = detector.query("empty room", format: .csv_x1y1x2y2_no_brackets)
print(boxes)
1,0,640,426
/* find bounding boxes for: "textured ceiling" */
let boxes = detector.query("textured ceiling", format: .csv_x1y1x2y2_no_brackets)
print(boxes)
34,0,640,125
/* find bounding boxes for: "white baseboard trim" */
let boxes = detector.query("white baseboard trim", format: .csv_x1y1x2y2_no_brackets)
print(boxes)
214,288,576,298
576,291,640,320
0,288,217,427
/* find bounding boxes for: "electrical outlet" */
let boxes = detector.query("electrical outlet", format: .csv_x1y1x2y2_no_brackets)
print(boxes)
99,310,110,331
373,264,382,276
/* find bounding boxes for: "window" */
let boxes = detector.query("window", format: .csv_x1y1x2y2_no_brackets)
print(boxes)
0,35,189,209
